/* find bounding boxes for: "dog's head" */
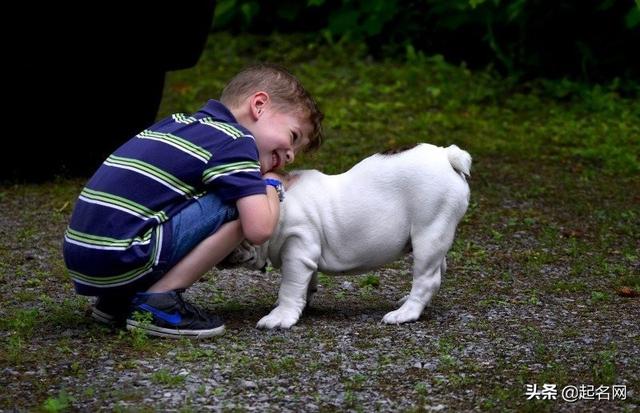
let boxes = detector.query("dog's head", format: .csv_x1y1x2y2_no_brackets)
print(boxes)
218,240,270,272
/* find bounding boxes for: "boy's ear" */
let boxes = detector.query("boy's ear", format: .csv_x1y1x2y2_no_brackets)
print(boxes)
250,91,270,120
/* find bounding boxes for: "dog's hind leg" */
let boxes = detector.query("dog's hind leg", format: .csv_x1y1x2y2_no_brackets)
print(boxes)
397,257,446,306
383,223,454,324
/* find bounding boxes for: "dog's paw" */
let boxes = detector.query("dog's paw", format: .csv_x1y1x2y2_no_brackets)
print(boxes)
382,307,421,324
256,306,300,329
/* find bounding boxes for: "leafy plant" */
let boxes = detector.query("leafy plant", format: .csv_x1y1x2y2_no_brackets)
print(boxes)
42,390,72,413
129,310,153,349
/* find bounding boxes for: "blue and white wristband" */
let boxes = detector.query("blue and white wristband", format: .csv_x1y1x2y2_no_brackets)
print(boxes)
264,178,285,202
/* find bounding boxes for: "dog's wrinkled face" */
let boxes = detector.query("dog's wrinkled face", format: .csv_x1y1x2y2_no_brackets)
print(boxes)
221,240,270,271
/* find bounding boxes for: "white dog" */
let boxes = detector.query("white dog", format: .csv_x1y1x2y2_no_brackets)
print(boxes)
227,143,471,329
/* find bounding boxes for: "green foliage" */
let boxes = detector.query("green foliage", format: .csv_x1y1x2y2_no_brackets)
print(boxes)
627,3,640,28
5,308,39,337
151,369,186,386
359,274,380,289
129,311,153,349
42,390,72,413
211,0,640,85
325,0,399,41
162,32,639,175
593,350,617,384
214,0,259,30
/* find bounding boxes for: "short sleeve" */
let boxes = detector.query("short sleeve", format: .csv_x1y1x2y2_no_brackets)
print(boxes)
201,137,266,202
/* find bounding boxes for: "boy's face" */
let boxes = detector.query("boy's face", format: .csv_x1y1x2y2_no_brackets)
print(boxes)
252,107,311,174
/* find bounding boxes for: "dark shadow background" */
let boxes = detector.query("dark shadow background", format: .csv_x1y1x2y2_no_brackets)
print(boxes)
6,1,216,182
5,0,638,182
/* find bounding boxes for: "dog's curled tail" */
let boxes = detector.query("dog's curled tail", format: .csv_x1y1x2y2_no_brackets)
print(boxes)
446,145,472,179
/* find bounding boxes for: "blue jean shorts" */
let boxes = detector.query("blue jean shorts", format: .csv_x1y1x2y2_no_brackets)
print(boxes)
91,193,238,296
163,193,239,270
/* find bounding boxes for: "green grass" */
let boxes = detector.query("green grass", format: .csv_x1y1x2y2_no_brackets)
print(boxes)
160,33,639,176
151,369,186,387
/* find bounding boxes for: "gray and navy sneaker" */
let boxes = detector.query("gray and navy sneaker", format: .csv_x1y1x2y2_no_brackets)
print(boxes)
92,295,133,326
126,290,225,339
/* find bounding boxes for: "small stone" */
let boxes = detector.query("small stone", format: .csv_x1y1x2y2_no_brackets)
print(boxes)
242,380,258,390
341,281,354,290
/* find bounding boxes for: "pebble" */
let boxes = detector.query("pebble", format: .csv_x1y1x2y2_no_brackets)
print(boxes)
242,380,258,390
341,281,354,290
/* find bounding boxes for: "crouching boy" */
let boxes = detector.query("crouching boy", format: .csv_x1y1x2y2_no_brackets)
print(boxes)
63,63,323,338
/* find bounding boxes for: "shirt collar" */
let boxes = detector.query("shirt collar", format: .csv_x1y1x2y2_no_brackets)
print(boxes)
197,100,237,123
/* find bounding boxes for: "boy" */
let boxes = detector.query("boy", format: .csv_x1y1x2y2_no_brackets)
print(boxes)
63,63,323,338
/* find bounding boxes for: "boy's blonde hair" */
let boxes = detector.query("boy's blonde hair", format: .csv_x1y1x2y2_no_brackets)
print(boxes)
221,63,324,152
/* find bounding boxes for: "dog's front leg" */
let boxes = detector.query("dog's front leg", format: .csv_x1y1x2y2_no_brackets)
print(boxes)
257,240,319,329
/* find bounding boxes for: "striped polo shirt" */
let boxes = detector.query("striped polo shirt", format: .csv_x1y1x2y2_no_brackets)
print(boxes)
63,100,266,295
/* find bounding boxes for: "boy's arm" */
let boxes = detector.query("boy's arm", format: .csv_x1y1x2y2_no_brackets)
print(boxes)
236,174,281,245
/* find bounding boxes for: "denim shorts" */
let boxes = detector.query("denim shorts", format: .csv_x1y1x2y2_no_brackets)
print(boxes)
163,193,239,270
90,193,238,296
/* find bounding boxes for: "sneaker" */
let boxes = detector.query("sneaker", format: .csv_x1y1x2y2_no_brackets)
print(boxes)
126,290,225,339
92,295,132,326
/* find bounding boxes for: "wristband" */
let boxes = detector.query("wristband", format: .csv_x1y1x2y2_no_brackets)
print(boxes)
264,178,285,202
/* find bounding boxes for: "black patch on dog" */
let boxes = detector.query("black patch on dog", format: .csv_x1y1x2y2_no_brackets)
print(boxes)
380,143,419,155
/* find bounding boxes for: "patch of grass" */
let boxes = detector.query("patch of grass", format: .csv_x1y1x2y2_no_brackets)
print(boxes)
359,274,380,288
266,355,297,374
45,296,89,327
42,390,72,413
128,311,154,349
527,289,541,306
616,275,640,291
592,350,617,385
4,308,39,336
151,369,186,387
176,345,216,362
317,272,335,289
344,373,367,391
590,291,611,303
552,280,588,293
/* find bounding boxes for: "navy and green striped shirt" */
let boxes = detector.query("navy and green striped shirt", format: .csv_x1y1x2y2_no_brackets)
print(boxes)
63,100,266,295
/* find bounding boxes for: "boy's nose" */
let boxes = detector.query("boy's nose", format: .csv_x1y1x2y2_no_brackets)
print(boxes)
285,149,295,164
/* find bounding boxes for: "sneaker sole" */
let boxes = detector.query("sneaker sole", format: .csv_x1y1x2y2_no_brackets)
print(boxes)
126,320,225,339
92,307,116,325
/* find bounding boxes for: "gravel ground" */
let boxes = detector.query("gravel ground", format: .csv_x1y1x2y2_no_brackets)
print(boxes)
1,159,639,412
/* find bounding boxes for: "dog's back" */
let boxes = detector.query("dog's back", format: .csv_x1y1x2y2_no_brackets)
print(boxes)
274,143,471,273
